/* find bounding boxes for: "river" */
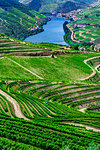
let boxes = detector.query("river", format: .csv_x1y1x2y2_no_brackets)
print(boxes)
25,17,69,45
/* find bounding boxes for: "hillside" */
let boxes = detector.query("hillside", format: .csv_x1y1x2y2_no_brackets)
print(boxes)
0,34,100,149
0,0,48,40
19,0,98,13
65,4,100,45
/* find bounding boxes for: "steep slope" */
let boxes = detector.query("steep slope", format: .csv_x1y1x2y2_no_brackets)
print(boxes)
66,4,100,45
0,34,100,150
0,0,48,40
19,0,98,13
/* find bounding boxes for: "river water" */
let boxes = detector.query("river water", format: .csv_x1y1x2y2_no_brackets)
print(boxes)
25,17,69,45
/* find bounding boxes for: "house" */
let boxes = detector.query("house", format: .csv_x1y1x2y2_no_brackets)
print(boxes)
78,47,86,51
73,16,82,21
30,26,39,31
90,23,96,26
74,24,90,28
94,44,100,51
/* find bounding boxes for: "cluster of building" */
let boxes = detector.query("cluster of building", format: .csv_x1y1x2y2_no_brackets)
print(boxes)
74,23,100,28
52,9,82,19
74,24,90,28
78,44,100,51
94,44,100,51
30,26,39,31
73,16,82,21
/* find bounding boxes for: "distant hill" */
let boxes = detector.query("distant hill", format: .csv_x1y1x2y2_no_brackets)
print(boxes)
0,0,48,40
19,0,98,13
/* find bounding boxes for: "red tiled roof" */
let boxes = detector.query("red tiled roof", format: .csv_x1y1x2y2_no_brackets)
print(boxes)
96,44,100,46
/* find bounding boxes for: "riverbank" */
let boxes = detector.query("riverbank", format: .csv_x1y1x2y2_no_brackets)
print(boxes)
64,4,100,46
63,21,92,46
21,17,50,41
63,21,78,46
25,17,69,46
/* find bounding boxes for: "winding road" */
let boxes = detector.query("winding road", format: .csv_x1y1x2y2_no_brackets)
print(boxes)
80,56,100,80
0,89,29,120
67,25,80,43
95,64,100,73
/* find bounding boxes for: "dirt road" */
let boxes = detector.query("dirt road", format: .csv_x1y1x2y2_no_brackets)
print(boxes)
0,89,29,120
8,58,43,79
80,56,100,80
65,122,100,132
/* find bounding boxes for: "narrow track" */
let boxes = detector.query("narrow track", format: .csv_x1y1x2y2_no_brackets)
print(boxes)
80,56,100,80
65,122,100,132
8,58,43,79
79,107,87,113
95,64,100,73
67,25,80,43
0,89,29,120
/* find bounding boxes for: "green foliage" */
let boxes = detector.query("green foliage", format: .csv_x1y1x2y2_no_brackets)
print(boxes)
61,145,70,150
0,137,42,150
66,5,100,45
87,142,100,150
20,0,97,13
0,0,47,40
7,53,98,82
0,57,38,80
0,33,100,150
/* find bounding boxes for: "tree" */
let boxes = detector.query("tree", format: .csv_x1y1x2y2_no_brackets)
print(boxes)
85,15,88,18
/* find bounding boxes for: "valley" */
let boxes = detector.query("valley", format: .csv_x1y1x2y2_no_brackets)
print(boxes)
25,16,69,45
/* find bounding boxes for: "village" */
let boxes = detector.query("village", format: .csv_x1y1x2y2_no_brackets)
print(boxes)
54,8,100,52
54,9,100,27
52,9,83,20
29,7,100,52
78,44,100,51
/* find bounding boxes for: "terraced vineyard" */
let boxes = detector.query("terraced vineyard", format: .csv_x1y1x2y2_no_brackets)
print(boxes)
0,35,50,54
0,34,100,149
67,4,100,45
0,0,48,40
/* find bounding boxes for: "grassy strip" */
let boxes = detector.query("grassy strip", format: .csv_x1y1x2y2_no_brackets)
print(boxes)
42,85,95,98
61,92,100,103
69,97,100,107
0,95,8,112
47,86,100,101
29,83,57,95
